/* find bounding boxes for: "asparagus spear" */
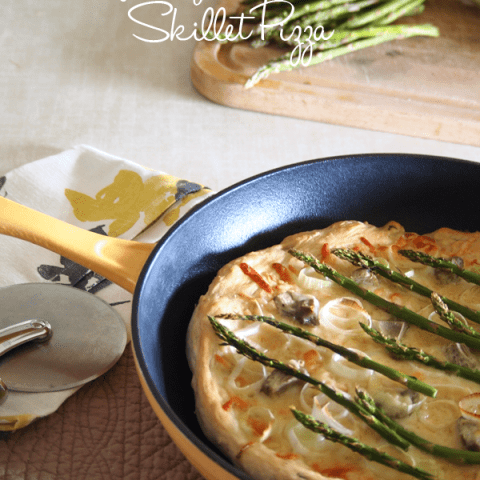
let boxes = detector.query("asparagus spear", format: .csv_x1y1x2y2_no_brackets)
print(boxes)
289,249,480,351
399,250,480,287
374,0,425,25
331,247,480,325
241,0,353,6
283,0,382,32
279,24,421,48
361,323,480,385
208,316,411,449
291,409,435,480
274,0,379,25
218,313,437,397
337,0,420,29
430,292,480,336
355,387,480,465
206,0,439,87
245,24,438,87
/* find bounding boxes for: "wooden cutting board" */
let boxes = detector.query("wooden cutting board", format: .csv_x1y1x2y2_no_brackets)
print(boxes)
191,0,480,146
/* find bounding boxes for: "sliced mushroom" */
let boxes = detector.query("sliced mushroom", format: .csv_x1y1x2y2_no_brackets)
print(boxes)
260,360,305,396
260,369,300,396
457,416,480,451
444,343,479,369
351,268,379,289
373,389,423,419
273,291,319,326
434,256,464,284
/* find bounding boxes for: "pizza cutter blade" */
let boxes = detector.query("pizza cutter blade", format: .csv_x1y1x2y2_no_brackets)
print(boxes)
0,283,127,394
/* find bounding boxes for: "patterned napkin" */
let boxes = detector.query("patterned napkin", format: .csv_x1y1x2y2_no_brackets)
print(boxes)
0,145,212,431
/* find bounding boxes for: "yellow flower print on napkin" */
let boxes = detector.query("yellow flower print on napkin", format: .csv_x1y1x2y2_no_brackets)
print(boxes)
65,170,209,237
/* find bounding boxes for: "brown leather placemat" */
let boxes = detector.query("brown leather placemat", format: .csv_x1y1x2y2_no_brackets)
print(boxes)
0,347,204,480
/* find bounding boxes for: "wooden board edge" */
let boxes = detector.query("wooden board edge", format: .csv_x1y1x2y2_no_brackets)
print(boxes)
190,41,480,148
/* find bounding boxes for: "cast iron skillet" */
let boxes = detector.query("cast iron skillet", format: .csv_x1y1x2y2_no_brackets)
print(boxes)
132,153,480,479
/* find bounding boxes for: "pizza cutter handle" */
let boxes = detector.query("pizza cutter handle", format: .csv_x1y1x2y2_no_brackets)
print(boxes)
0,197,156,293
0,319,52,357
0,319,52,401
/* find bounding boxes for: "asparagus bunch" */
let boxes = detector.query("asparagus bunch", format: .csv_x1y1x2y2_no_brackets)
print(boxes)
209,316,411,449
356,388,480,465
399,250,480,287
245,23,437,87
209,316,480,476
331,247,480,325
208,0,439,87
291,409,434,480
361,323,480,385
206,244,480,476
289,249,480,351
217,313,437,396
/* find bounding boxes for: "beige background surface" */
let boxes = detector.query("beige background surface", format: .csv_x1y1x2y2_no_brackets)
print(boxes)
0,1,479,479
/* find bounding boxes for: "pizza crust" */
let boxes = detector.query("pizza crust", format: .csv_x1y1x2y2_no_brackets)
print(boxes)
187,221,480,480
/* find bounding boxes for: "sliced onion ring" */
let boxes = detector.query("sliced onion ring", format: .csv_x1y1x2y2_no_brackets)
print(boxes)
228,357,267,393
299,384,322,411
320,297,372,336
459,393,480,423
329,349,374,381
418,399,459,430
287,420,329,456
312,398,355,436
235,322,264,351
235,322,262,339
371,319,408,342
297,267,332,290
244,406,275,443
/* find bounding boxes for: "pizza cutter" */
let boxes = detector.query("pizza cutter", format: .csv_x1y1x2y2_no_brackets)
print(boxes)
0,283,127,397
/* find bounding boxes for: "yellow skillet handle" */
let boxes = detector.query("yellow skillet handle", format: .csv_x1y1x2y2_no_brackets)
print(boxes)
0,197,156,294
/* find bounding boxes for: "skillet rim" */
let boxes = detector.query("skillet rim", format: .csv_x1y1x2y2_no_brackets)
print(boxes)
131,152,480,480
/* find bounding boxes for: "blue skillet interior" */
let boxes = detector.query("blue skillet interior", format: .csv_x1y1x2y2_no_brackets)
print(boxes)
132,153,480,479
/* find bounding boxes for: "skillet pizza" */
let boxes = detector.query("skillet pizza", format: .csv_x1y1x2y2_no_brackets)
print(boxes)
187,220,480,480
